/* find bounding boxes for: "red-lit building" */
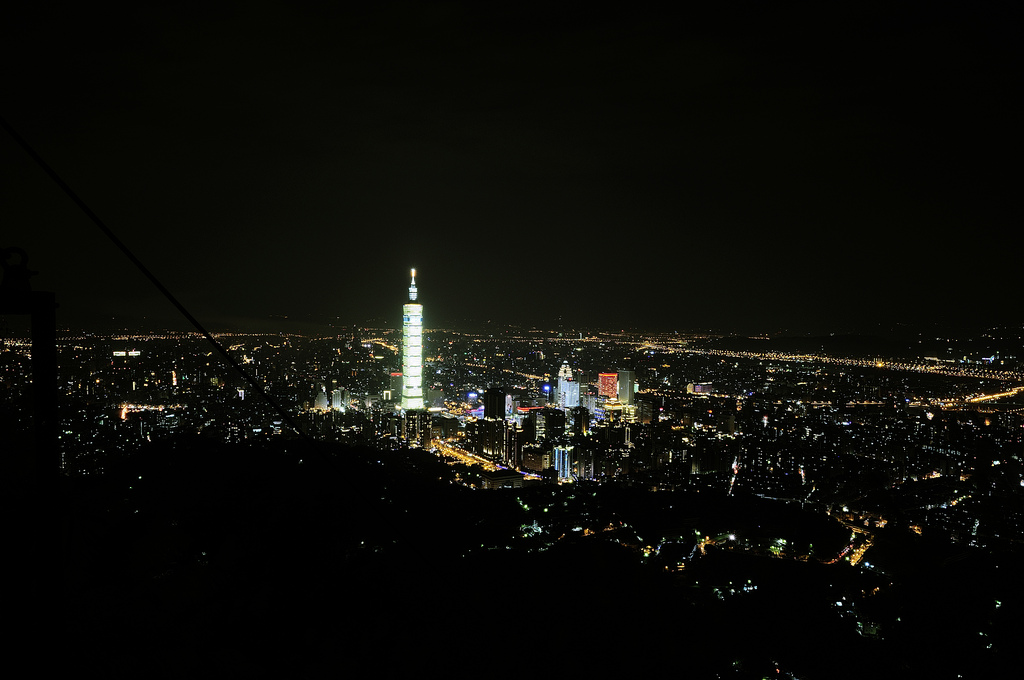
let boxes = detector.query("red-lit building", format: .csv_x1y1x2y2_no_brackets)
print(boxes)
598,372,618,399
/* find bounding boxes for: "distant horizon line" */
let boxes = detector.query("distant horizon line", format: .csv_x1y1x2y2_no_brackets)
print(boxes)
5,319,1019,340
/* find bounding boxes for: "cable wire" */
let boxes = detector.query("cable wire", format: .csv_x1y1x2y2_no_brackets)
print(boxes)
1,113,309,440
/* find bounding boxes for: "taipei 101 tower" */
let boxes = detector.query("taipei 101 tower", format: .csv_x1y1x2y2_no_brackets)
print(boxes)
401,269,424,411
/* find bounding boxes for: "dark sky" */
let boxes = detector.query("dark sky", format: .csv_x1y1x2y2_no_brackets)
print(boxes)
2,2,1018,333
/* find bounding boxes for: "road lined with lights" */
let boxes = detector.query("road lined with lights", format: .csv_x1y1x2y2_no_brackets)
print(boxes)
434,440,501,471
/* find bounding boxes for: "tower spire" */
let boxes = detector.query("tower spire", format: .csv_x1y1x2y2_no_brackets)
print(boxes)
408,268,418,301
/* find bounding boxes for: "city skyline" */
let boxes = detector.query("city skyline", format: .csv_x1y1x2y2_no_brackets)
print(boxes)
2,4,1019,335
5,272,1022,676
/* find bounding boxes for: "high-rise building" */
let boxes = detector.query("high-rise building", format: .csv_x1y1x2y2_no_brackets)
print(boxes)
402,409,432,446
401,269,424,411
557,361,573,382
570,406,590,435
559,380,580,410
617,370,636,406
331,388,348,411
598,372,618,399
314,386,330,410
557,361,579,409
483,387,507,420
530,407,565,441
553,443,575,480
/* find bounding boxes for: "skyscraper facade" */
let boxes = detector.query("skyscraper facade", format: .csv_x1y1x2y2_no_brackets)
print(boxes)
483,387,507,420
557,361,579,409
598,372,618,399
559,380,580,410
401,269,424,411
553,443,575,480
617,370,636,406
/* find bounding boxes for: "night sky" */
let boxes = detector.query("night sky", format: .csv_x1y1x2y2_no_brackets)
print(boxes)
2,3,1018,333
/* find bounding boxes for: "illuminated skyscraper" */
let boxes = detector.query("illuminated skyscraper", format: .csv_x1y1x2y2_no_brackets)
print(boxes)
557,361,579,409
401,269,424,411
598,372,618,399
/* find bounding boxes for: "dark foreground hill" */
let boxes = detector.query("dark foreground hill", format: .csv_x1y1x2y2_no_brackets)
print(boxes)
49,437,1022,679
